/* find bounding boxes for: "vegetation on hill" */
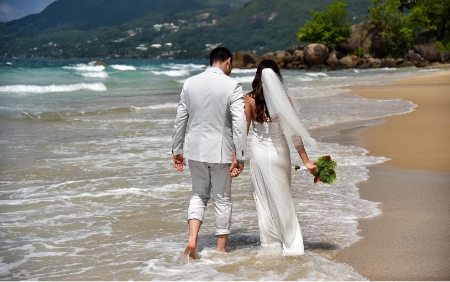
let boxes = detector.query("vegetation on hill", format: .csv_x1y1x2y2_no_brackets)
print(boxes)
297,1,352,50
0,0,372,59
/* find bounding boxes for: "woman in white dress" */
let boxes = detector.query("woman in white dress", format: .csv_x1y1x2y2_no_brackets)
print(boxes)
244,60,317,255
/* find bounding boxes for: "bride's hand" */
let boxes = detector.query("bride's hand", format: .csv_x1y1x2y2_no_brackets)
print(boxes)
304,162,318,175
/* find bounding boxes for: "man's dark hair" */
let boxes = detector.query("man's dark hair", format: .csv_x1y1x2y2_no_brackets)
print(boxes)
209,47,233,66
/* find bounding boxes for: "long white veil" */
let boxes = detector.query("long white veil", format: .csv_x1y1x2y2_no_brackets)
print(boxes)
261,68,316,150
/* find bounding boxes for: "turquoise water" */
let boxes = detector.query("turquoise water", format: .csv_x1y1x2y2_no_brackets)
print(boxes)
0,58,439,280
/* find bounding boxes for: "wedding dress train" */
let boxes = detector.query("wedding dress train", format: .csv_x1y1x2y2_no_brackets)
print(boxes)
250,120,305,255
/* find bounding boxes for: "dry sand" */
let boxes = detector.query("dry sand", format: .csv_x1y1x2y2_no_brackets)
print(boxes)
331,69,450,280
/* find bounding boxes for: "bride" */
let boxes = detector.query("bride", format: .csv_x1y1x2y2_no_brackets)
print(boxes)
244,60,317,255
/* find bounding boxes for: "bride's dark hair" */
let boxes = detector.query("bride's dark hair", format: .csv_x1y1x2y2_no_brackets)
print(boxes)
248,59,283,123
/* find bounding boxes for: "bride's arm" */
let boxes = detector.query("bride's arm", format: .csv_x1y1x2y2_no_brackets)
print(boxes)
244,94,253,135
294,139,318,175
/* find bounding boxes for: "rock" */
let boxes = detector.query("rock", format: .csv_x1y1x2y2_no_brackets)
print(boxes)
431,62,442,67
380,58,396,68
283,55,297,63
303,44,329,67
370,61,381,68
356,58,366,66
413,43,442,63
368,58,381,64
403,61,416,67
326,50,344,66
405,50,422,62
232,51,262,68
245,63,257,69
293,50,304,58
415,60,430,68
276,52,285,59
395,58,406,66
336,22,371,55
94,61,108,66
444,51,450,62
261,53,277,62
339,56,354,67
357,62,372,69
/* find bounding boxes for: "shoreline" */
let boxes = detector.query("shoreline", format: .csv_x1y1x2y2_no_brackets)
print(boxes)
327,69,450,280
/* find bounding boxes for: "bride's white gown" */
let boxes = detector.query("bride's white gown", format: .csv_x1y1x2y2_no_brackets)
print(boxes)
250,120,305,255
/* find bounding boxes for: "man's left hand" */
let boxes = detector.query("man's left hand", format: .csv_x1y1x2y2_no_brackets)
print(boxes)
173,154,186,172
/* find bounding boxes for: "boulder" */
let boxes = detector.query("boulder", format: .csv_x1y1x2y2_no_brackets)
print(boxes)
415,60,430,68
326,50,345,66
403,61,416,67
232,51,262,68
261,53,277,62
303,44,329,67
283,55,297,63
357,62,372,69
293,50,304,58
94,61,108,66
338,56,354,67
356,58,366,66
444,51,450,62
336,22,371,55
405,50,422,62
395,58,406,66
380,58,396,68
413,43,442,63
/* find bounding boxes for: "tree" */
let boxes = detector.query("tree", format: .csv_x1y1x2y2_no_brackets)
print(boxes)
368,0,428,57
297,1,351,50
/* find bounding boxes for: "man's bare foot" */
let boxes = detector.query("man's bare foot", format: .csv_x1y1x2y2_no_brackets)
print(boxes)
183,242,197,259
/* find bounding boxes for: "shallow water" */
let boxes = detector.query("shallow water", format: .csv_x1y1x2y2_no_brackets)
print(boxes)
0,58,436,280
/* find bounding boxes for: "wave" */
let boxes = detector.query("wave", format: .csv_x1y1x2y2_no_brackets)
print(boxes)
234,76,255,83
306,72,328,77
152,70,190,77
161,63,205,70
231,69,257,74
79,72,109,78
63,64,105,72
110,65,136,71
131,103,178,110
0,83,107,93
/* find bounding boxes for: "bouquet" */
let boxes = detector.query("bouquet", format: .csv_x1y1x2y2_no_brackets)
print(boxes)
295,155,337,184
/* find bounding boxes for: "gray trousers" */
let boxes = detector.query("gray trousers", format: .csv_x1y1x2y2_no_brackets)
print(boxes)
187,160,232,236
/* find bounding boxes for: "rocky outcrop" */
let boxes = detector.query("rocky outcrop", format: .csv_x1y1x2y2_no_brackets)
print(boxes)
303,44,329,67
336,22,371,55
413,43,442,63
232,51,262,68
94,61,108,66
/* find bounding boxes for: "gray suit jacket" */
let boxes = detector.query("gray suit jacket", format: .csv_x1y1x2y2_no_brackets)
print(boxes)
172,67,246,163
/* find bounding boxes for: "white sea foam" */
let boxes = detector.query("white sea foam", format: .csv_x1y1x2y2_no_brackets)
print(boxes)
131,103,178,110
231,69,257,74
63,64,105,72
6,62,12,65
152,70,190,77
306,72,328,77
234,76,255,83
110,64,136,71
79,72,109,78
0,83,107,93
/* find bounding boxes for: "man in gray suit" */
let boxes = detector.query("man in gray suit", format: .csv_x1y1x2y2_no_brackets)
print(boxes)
172,47,247,258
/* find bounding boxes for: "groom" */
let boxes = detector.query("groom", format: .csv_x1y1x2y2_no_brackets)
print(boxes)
172,47,247,258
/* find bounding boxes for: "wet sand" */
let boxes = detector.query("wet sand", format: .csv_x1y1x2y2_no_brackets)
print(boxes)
330,70,450,280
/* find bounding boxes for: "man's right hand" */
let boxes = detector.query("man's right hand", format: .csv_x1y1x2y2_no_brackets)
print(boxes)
173,154,186,172
229,160,244,178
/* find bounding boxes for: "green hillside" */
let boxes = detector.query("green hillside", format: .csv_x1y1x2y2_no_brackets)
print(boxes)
0,0,371,58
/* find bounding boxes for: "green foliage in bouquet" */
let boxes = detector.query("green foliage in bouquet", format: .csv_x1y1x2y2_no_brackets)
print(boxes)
313,155,337,184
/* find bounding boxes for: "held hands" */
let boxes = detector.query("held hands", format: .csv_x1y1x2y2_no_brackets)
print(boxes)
229,160,244,178
173,154,186,172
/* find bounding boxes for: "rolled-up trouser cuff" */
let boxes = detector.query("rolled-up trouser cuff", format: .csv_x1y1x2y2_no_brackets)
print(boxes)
187,194,206,223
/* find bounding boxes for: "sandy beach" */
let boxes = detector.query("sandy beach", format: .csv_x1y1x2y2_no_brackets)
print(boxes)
331,69,450,280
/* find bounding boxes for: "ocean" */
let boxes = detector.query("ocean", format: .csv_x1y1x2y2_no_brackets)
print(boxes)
0,58,438,280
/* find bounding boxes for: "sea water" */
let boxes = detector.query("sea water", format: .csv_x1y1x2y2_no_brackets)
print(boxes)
0,58,438,280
